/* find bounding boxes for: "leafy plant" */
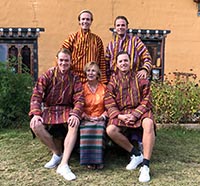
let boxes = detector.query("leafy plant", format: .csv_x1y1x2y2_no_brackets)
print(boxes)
151,74,200,124
0,62,33,128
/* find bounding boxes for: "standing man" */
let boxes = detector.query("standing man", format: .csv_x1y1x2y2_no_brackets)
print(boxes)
62,10,107,84
105,51,155,183
29,48,84,181
105,16,152,81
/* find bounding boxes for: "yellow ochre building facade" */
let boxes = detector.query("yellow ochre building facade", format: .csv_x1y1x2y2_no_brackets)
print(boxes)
0,0,200,81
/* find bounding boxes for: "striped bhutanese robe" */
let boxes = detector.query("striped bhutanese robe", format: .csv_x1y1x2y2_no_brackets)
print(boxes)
29,67,84,124
62,29,107,84
105,34,152,81
104,70,154,128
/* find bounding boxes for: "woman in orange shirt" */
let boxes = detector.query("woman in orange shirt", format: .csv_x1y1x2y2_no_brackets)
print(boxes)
80,61,107,170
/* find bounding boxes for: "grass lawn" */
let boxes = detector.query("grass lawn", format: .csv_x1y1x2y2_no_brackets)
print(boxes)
0,126,200,186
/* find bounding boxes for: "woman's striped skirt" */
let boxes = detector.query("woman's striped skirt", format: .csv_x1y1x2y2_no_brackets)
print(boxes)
80,120,106,165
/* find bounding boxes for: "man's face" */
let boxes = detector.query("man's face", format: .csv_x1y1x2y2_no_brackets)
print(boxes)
116,53,131,73
115,18,128,37
79,12,92,31
57,52,71,74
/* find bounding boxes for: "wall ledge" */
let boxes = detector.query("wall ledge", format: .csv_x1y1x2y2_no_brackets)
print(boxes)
109,28,171,40
157,123,200,130
0,27,45,38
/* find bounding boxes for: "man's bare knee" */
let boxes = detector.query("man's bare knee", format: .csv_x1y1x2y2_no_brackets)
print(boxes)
106,125,119,137
31,122,44,135
142,118,154,134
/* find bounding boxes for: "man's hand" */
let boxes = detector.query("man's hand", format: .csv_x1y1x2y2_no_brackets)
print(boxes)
136,69,147,79
118,114,137,125
127,114,137,125
68,115,80,127
30,115,43,128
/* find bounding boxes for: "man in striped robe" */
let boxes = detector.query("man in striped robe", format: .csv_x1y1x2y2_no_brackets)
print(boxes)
29,48,84,181
105,51,155,183
62,10,107,84
105,16,152,81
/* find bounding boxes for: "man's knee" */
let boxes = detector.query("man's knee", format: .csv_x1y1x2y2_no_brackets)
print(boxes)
106,125,119,137
142,118,154,133
30,122,44,135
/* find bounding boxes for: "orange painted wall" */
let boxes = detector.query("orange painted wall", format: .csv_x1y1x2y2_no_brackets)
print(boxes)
1,0,200,80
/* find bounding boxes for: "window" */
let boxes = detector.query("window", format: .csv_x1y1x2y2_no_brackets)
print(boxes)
0,28,44,80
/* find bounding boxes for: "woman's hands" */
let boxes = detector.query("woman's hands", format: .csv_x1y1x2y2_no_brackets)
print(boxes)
82,113,106,122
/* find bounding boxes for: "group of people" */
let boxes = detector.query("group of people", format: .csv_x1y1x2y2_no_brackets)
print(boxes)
29,10,156,183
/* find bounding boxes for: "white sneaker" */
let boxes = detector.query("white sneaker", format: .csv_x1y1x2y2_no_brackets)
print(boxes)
139,165,150,183
56,164,76,181
126,154,143,170
44,154,62,169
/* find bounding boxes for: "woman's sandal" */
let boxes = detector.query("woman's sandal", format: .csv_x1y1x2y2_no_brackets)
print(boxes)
96,164,104,170
87,165,96,170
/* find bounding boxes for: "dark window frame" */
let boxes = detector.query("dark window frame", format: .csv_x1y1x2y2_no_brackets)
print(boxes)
0,28,44,81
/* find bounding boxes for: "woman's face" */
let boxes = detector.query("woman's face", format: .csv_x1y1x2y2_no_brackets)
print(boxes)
86,65,99,82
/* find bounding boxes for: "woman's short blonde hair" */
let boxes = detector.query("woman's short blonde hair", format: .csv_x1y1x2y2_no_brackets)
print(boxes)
83,61,101,81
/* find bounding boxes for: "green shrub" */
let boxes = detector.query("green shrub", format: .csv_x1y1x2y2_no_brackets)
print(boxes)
151,77,200,124
1,62,200,127
0,62,33,128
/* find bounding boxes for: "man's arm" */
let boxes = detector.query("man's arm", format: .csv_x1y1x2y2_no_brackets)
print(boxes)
135,37,152,75
29,73,49,117
131,79,152,120
97,36,107,84
104,75,120,119
105,43,113,82
70,75,85,119
62,33,76,52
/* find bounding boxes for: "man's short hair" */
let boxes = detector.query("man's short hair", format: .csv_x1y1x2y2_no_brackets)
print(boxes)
56,48,72,59
116,51,131,61
114,16,129,26
78,10,93,21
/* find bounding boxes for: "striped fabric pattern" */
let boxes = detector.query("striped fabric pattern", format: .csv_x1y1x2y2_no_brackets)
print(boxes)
62,29,107,84
104,70,153,128
105,34,152,81
29,67,84,124
80,121,105,165
80,82,106,165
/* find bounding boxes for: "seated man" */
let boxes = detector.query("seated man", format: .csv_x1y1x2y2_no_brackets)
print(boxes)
29,48,84,181
104,51,155,183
